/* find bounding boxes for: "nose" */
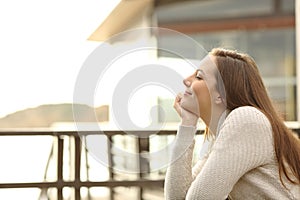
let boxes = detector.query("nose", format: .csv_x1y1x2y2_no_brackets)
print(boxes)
183,78,191,87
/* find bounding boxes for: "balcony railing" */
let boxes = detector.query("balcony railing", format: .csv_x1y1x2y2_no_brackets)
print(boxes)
0,126,299,200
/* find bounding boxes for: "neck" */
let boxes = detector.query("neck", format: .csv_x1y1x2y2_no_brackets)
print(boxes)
204,106,227,135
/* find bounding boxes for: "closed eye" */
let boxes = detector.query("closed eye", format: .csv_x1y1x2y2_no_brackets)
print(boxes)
196,70,203,80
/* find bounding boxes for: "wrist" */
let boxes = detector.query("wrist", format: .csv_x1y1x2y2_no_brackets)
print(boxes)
180,118,198,126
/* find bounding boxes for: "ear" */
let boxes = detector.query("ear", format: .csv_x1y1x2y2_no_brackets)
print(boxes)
214,94,223,105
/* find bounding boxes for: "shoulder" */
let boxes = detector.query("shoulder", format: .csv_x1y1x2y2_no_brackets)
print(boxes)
212,106,276,175
217,106,274,152
219,106,273,142
225,106,270,127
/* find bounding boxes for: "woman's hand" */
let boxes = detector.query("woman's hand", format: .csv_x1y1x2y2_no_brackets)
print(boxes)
174,93,198,126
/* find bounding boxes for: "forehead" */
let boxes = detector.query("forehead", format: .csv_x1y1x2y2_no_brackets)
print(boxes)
197,55,217,76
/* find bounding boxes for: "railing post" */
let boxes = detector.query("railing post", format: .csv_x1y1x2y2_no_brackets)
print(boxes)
57,135,64,200
107,135,115,200
74,135,81,200
137,136,150,200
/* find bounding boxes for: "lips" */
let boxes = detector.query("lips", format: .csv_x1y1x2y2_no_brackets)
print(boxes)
184,90,192,95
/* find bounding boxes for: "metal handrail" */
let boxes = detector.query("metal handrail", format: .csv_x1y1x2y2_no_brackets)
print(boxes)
0,129,174,200
0,127,299,200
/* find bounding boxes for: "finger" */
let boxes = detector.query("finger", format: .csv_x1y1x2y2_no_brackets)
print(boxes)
174,103,182,117
177,92,183,101
175,92,183,103
174,95,181,108
173,92,184,116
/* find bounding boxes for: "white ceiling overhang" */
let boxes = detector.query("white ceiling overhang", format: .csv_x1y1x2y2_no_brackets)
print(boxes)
88,0,154,42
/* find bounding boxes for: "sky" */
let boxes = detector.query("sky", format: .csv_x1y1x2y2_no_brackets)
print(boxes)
0,0,121,117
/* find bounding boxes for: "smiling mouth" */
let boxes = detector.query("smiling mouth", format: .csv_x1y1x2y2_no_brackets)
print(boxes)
184,91,192,95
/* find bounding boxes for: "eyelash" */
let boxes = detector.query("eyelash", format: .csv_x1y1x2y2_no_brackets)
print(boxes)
196,72,202,80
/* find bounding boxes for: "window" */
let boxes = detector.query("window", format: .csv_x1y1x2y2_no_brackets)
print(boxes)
156,0,297,121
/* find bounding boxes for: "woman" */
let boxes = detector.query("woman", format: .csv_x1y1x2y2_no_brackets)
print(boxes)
164,48,300,199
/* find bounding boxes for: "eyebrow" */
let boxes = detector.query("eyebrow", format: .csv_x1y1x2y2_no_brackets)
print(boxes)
196,69,206,75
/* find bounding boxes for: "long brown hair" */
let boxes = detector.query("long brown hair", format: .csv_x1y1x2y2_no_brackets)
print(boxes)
209,47,300,186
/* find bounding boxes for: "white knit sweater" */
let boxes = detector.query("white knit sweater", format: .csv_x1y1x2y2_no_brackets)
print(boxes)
164,106,300,200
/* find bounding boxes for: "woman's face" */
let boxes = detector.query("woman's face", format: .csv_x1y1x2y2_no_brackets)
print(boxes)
180,55,219,120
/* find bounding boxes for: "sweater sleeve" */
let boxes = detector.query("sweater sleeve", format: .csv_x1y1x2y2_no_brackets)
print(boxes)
185,107,274,200
164,125,197,200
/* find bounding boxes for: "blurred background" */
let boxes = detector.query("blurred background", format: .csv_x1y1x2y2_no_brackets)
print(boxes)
0,0,299,199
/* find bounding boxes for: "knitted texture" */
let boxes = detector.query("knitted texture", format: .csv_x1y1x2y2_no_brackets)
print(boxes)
164,106,300,200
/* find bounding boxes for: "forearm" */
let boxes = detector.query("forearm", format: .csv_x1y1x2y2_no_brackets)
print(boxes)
164,126,196,200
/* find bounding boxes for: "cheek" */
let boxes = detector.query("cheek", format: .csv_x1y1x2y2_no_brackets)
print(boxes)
193,83,211,107
180,82,211,116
